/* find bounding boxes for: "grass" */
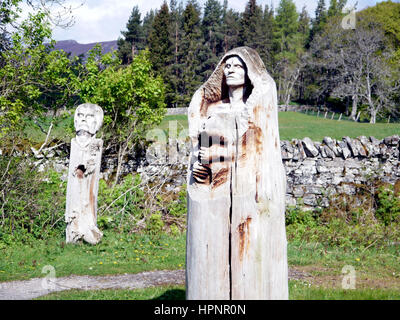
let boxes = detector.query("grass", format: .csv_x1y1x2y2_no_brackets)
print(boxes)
22,112,400,147
0,231,186,282
35,281,400,300
2,231,399,300
155,112,400,142
35,285,186,300
278,112,400,141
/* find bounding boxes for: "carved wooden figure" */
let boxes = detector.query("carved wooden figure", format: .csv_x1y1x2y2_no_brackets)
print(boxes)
186,47,288,300
65,103,104,245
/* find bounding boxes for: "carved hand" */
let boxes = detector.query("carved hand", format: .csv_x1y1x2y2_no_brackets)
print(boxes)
192,161,210,183
199,145,230,164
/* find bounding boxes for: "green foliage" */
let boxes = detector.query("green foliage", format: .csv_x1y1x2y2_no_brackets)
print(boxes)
375,185,400,226
0,159,66,244
147,213,165,234
0,10,80,138
98,174,144,232
286,185,400,249
117,5,145,64
167,187,187,218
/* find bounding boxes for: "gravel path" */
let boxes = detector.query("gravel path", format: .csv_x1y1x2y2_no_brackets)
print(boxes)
0,268,307,300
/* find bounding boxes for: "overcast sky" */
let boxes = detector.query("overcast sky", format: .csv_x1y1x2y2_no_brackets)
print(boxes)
36,0,384,43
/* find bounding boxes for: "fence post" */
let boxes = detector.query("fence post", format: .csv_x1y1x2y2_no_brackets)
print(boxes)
338,113,342,121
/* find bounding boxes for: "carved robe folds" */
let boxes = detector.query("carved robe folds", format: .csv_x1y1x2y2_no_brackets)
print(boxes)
65,138,103,245
186,47,288,300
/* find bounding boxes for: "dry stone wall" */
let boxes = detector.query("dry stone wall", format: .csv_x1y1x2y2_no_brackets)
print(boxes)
16,135,400,210
281,135,400,209
139,135,400,210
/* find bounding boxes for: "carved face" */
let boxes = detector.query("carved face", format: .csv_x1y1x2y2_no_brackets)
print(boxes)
224,56,246,87
74,105,98,135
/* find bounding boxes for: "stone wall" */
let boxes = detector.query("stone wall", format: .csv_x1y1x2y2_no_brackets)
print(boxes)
136,135,400,209
281,135,400,208
19,135,400,210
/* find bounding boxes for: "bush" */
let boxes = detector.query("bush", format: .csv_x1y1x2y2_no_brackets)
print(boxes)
0,157,66,244
375,185,400,226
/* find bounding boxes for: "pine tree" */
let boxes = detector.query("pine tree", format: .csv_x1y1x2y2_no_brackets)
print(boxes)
261,4,275,69
309,0,328,44
239,0,264,50
274,0,300,54
169,0,184,107
142,9,155,42
201,0,224,79
148,1,175,107
221,0,240,53
117,6,144,64
179,0,204,107
298,5,310,45
328,0,347,17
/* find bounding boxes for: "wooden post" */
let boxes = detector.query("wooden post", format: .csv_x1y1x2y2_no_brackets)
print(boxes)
324,111,328,119
338,113,343,121
317,110,320,117
331,112,335,120
65,103,104,245
186,47,288,300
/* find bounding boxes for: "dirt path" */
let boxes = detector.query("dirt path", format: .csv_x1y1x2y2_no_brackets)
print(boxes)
0,269,307,300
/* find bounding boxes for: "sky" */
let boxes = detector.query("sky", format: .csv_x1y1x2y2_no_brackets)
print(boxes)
26,0,385,44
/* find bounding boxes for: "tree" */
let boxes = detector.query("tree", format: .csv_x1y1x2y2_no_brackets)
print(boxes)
0,11,77,138
327,0,347,17
178,0,204,107
75,48,166,183
148,1,175,107
261,4,275,70
308,0,328,45
273,0,305,105
117,6,144,64
239,0,264,50
310,17,399,123
221,0,240,53
201,0,224,79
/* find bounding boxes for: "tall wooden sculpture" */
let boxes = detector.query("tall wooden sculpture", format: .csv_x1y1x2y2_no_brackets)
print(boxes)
186,47,288,300
65,103,104,245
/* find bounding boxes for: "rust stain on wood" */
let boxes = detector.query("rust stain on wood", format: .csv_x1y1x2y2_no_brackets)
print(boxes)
255,174,260,202
238,217,252,261
247,123,263,154
212,167,229,189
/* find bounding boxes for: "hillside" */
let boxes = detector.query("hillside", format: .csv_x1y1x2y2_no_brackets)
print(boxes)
53,39,118,58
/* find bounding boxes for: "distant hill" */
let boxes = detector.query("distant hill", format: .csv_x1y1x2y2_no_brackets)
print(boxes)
52,40,118,58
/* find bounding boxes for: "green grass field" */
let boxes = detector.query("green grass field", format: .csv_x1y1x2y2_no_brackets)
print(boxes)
35,283,400,300
157,112,400,142
2,231,399,300
23,111,400,146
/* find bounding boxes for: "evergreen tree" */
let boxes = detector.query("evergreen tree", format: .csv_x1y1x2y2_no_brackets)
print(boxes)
142,9,155,42
117,6,143,65
298,5,310,45
239,0,264,50
261,4,276,69
148,1,175,107
328,0,347,17
179,0,204,106
169,0,183,107
274,0,300,54
309,0,328,44
221,0,240,53
201,0,224,79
